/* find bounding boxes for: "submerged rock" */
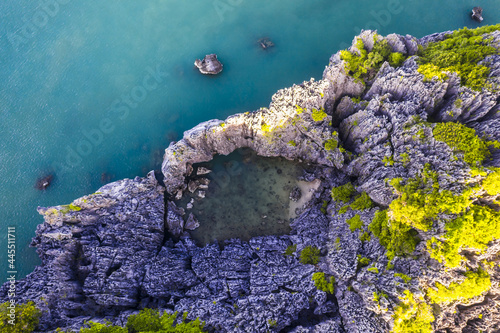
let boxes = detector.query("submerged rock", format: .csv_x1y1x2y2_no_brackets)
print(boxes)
35,174,53,190
289,186,302,202
194,54,223,75
258,37,275,49
472,6,483,22
185,213,200,230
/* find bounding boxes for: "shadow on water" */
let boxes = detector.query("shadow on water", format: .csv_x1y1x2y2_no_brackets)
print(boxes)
175,148,312,245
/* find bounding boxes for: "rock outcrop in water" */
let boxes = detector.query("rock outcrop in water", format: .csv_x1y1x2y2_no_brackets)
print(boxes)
2,26,500,332
194,54,223,75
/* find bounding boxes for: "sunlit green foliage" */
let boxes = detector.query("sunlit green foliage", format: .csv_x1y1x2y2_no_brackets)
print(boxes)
299,246,320,265
79,321,127,333
369,209,419,260
346,214,363,231
79,309,205,333
324,138,338,151
417,25,500,91
331,183,355,203
288,140,296,147
483,167,500,195
433,122,491,166
126,309,204,333
389,167,473,231
359,232,371,242
367,267,379,274
340,37,407,82
312,272,335,294
373,291,388,303
311,107,327,121
357,255,370,267
427,268,491,304
0,301,41,333
427,205,500,267
394,273,412,283
350,192,374,210
392,290,434,333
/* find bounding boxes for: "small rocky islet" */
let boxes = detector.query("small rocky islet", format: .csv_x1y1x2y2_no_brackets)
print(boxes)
3,25,500,332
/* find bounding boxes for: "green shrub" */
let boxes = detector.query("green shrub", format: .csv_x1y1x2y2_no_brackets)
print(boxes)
80,321,127,333
357,255,370,267
427,268,491,304
312,272,335,294
299,246,320,265
311,107,327,121
367,266,379,274
389,168,472,232
288,140,296,147
417,25,500,91
369,209,419,260
331,183,355,203
392,290,434,333
340,37,407,82
346,214,363,232
394,273,412,283
483,167,500,195
427,205,500,267
350,192,374,210
284,244,297,256
120,309,204,333
324,138,338,151
373,291,388,303
359,232,371,242
433,122,491,166
0,301,41,333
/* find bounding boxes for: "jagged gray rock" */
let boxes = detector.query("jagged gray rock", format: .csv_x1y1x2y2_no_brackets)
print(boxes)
194,54,223,75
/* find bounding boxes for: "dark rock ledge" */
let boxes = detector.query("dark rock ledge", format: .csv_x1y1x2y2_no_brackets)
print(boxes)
1,29,500,332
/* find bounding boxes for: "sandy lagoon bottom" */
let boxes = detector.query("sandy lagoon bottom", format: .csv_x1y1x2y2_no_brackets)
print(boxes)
176,149,320,245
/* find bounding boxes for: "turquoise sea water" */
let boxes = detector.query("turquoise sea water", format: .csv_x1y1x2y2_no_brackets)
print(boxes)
0,0,498,282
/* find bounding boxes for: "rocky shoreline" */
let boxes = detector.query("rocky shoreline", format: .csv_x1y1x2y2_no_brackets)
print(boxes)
2,27,500,332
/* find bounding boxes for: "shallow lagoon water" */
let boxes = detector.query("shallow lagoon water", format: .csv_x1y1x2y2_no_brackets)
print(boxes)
176,149,310,245
0,0,499,281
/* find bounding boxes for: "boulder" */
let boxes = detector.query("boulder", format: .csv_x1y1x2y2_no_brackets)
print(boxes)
194,54,223,75
472,7,483,22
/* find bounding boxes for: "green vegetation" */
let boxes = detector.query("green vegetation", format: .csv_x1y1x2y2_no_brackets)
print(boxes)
346,214,363,232
357,255,370,267
299,246,320,265
369,209,419,260
392,290,434,333
324,138,338,151
359,232,371,242
373,291,388,303
340,36,407,82
367,266,379,274
427,268,491,304
261,122,271,133
427,205,500,267
60,203,82,214
267,319,277,328
400,153,410,167
311,107,327,121
388,167,472,232
288,140,296,147
417,25,500,91
433,122,492,166
312,272,335,294
77,309,205,333
382,155,395,166
483,167,500,195
338,205,349,214
331,183,355,203
0,301,41,333
394,273,412,283
350,192,374,210
284,244,297,256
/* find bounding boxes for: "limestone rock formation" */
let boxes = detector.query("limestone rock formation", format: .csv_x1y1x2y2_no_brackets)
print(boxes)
472,7,484,22
2,27,500,333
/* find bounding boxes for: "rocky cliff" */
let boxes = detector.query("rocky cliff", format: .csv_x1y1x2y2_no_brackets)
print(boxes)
2,26,500,333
